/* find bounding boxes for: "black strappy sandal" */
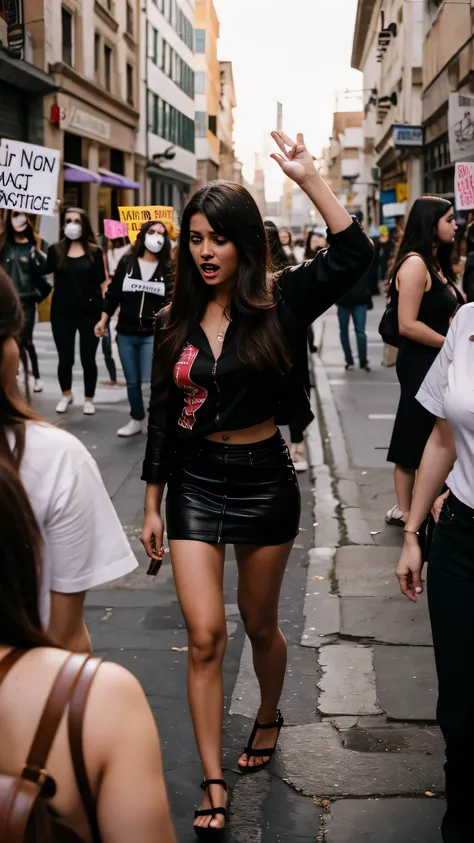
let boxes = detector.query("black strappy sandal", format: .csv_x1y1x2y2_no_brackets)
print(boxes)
194,778,228,838
238,709,284,773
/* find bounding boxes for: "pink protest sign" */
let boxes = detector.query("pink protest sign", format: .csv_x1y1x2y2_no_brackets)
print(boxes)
104,219,129,239
455,163,474,210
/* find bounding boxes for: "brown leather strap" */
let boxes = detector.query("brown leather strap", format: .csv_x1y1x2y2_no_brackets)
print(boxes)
24,654,89,776
0,648,26,685
68,657,103,843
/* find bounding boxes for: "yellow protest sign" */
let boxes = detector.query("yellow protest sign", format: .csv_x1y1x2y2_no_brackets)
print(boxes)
118,205,174,243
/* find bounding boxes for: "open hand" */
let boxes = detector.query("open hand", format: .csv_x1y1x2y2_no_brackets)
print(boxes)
271,131,319,187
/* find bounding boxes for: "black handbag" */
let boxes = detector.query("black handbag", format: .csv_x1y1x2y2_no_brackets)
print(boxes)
378,291,400,348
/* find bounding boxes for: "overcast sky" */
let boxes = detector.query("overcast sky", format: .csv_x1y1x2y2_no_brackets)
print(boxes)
213,0,363,200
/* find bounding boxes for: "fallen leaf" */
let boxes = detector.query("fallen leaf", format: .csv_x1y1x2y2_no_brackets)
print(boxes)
425,791,434,797
172,647,188,652
370,531,381,536
321,799,330,808
315,575,325,580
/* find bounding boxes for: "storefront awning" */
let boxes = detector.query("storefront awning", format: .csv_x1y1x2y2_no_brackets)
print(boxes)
64,163,102,183
64,164,140,189
0,47,58,93
98,168,140,189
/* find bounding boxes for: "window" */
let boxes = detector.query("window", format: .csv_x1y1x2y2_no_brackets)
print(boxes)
147,90,155,131
195,29,206,53
168,46,174,79
94,32,100,78
151,26,158,63
104,44,112,91
208,115,217,136
126,1,134,34
195,111,207,138
161,39,167,72
168,0,172,22
195,71,206,94
61,7,73,66
126,63,134,105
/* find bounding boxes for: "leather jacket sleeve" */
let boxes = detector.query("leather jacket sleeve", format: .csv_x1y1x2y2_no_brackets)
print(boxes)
141,311,182,484
103,254,127,317
278,219,374,326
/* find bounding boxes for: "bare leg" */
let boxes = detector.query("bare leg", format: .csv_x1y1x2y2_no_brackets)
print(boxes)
394,464,416,519
168,539,227,830
235,540,293,769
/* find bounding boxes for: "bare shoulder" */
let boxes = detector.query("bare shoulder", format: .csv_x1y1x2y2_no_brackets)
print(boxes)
397,254,429,291
398,254,427,277
88,661,147,709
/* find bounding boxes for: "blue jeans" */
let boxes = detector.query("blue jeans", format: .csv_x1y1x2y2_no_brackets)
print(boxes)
337,304,368,367
116,333,154,420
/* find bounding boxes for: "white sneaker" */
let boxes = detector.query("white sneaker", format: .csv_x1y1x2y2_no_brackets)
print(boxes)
56,395,73,414
117,418,142,437
33,379,44,393
293,458,309,472
291,442,309,472
83,400,96,415
385,504,405,526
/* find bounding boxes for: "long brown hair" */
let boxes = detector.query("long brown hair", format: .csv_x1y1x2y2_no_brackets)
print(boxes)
152,182,290,403
0,268,51,648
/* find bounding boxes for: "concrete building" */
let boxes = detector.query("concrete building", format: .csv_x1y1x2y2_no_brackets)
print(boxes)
324,111,366,217
193,0,220,190
422,0,474,204
352,0,424,229
218,60,241,183
43,0,142,232
0,0,57,147
138,0,196,217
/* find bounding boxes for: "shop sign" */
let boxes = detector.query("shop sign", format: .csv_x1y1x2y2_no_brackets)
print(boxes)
0,139,60,215
392,125,423,147
448,93,474,162
380,189,396,205
454,162,474,210
396,182,409,203
382,201,406,218
69,108,111,141
118,205,174,243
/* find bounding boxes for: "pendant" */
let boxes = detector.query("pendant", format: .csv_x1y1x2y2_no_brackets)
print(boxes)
217,333,224,342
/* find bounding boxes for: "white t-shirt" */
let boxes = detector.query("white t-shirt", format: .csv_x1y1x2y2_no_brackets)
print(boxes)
138,258,159,283
15,422,138,627
416,303,474,508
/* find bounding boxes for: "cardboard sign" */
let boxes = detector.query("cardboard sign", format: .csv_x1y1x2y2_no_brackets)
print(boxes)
455,162,474,210
0,139,60,216
118,205,174,243
103,218,129,239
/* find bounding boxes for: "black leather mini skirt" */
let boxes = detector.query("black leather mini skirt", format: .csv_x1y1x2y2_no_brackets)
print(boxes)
166,431,301,546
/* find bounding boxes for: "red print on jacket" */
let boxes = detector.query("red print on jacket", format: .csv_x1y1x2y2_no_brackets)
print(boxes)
174,344,208,430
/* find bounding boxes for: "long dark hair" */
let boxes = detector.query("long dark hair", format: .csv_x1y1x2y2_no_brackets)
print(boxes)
264,220,289,271
131,219,173,275
390,196,454,283
0,211,36,263
0,267,51,649
57,207,98,269
152,182,290,403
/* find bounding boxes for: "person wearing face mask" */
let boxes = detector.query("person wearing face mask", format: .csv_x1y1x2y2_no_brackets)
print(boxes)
45,208,105,415
95,221,174,437
0,211,51,393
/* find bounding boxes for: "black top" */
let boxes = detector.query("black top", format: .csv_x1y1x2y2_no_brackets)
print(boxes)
391,262,463,350
102,254,172,336
45,245,105,318
337,261,373,308
142,220,373,485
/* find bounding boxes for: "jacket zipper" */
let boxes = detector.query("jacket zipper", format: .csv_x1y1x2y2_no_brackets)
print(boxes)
212,358,220,426
139,291,145,329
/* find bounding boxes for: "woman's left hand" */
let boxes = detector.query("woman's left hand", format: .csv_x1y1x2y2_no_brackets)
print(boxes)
271,131,319,187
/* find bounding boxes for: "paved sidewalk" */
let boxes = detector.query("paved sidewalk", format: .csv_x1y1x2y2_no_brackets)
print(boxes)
290,300,446,841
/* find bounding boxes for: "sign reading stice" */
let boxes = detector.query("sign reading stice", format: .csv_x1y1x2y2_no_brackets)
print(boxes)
119,205,174,243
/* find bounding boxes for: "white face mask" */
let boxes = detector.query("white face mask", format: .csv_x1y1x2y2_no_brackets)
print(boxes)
145,232,165,254
64,221,82,241
11,214,28,232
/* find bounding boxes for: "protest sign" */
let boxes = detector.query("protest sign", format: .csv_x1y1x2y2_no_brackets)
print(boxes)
455,162,474,210
0,139,60,216
104,219,129,239
119,205,174,243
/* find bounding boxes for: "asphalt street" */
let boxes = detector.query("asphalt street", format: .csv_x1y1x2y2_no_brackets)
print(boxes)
29,303,446,842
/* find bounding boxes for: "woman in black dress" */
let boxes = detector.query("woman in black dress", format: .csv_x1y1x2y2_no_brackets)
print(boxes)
386,197,463,525
140,130,373,836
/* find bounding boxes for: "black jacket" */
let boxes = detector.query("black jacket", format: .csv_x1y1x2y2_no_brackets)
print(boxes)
337,262,373,308
103,254,173,336
142,220,374,484
1,242,51,305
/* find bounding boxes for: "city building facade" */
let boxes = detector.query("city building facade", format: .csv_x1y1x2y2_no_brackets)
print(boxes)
138,0,196,218
217,60,241,183
352,0,424,230
193,0,220,191
324,111,366,218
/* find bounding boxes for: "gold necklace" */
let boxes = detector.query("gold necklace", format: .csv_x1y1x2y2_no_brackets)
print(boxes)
216,303,231,343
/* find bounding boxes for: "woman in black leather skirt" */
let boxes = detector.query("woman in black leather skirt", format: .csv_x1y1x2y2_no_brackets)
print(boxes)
141,130,373,837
